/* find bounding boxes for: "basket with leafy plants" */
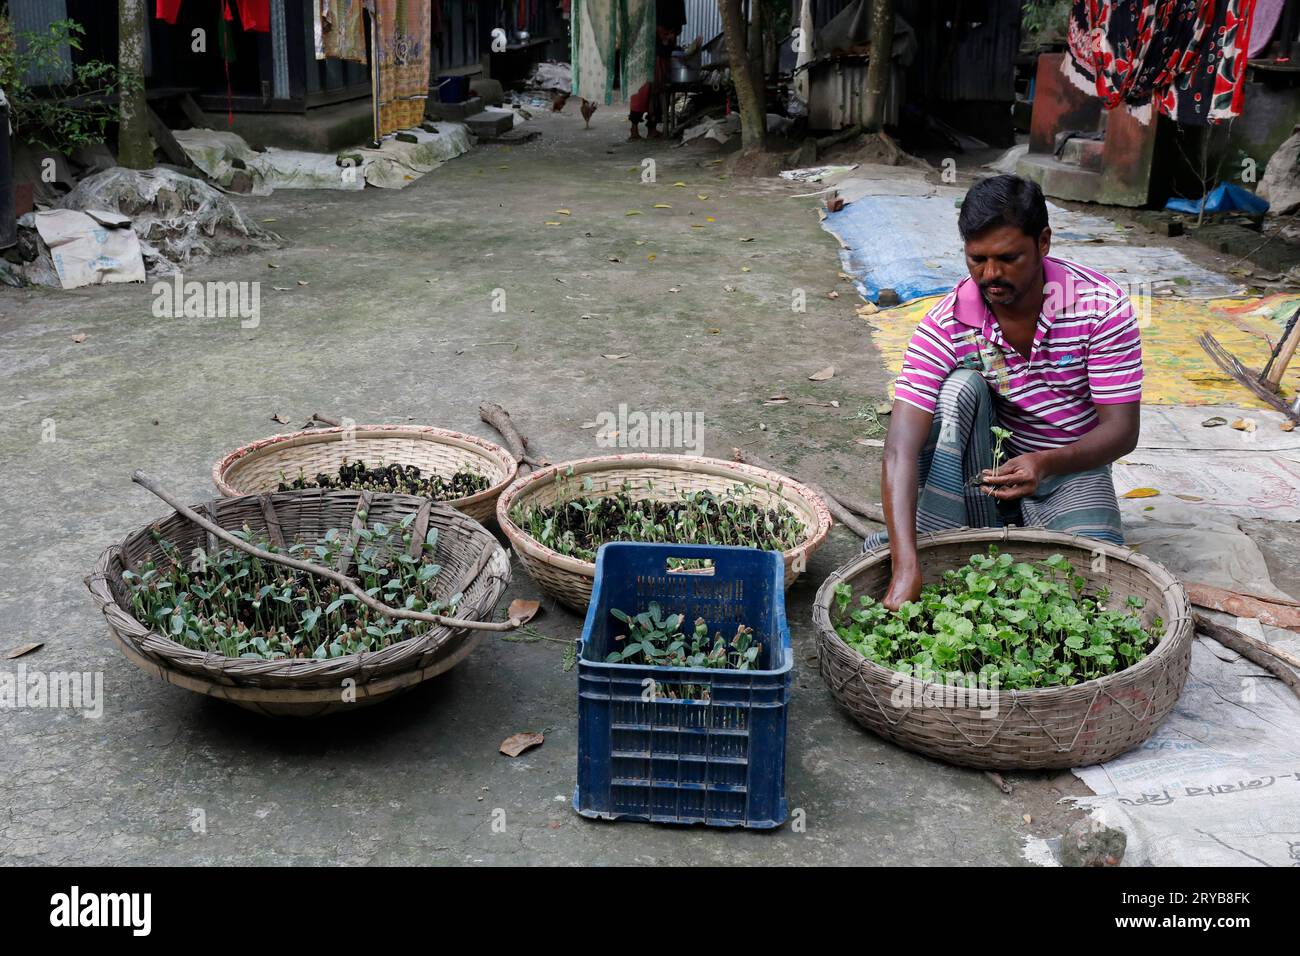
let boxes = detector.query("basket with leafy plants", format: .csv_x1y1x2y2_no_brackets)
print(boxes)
86,474,514,717
214,423,517,525
811,528,1192,769
497,454,831,612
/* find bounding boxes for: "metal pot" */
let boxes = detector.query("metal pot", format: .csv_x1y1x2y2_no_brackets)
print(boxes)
670,53,700,84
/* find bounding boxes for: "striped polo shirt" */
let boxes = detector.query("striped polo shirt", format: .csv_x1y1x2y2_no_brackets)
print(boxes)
894,256,1142,453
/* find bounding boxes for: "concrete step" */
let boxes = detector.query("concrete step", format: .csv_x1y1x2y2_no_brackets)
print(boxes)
1017,151,1102,203
1060,137,1104,171
465,111,514,137
425,96,484,122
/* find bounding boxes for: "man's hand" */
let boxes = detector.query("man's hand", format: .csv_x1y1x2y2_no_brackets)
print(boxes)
882,562,923,611
980,452,1046,501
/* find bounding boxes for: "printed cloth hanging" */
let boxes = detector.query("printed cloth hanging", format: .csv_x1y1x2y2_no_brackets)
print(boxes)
1065,0,1257,125
315,0,369,63
571,0,655,105
156,0,270,31
374,0,432,134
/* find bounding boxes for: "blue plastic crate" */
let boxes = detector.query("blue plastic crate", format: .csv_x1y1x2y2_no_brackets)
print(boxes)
574,542,792,829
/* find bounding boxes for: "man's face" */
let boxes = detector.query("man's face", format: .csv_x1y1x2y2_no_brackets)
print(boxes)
963,224,1050,308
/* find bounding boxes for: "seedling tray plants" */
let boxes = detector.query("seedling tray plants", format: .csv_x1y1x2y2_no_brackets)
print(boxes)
214,424,517,525
86,477,512,717
811,528,1192,770
575,543,793,829
497,454,831,613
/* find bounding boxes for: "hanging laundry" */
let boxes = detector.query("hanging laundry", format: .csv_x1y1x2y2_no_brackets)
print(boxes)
374,0,433,135
571,0,654,105
156,0,269,32
156,0,183,24
315,0,368,62
1065,0,1258,125
234,0,271,32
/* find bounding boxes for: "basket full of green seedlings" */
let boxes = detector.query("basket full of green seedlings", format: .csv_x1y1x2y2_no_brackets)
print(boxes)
86,472,515,717
213,423,518,525
497,454,832,613
811,528,1193,769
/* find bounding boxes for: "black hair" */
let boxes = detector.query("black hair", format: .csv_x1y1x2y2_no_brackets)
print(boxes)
958,174,1049,241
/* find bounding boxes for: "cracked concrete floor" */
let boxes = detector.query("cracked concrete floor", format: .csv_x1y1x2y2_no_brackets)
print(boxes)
1,108,1075,865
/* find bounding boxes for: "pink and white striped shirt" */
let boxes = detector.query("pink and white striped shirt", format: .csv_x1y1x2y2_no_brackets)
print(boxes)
893,256,1142,453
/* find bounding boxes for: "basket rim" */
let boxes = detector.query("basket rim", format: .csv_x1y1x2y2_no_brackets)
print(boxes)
85,490,511,681
811,526,1194,703
212,423,519,511
495,453,833,577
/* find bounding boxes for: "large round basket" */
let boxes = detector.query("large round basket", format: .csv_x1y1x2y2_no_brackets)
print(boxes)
497,453,832,613
86,490,511,717
811,528,1193,770
213,425,518,525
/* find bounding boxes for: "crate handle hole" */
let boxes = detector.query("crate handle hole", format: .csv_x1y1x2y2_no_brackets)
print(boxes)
665,557,716,575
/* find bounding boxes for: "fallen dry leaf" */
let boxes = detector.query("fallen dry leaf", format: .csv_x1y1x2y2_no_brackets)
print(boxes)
653,203,672,209
827,291,840,299
809,365,835,381
602,353,629,360
556,208,571,215
668,286,680,293
545,221,562,226
672,181,687,187
1282,420,1297,432
500,732,544,757
6,642,43,660
1174,494,1204,502
625,210,641,216
741,266,751,273
1023,814,1033,825
271,413,291,424
739,236,755,242
1201,416,1228,427
857,438,886,447
1122,487,1161,499
856,302,879,316
607,255,621,262
708,327,721,334
1231,417,1258,433
507,599,541,625
875,402,893,415
267,262,280,269
764,395,790,406
71,333,86,344
580,421,598,429
723,284,737,293
297,280,309,286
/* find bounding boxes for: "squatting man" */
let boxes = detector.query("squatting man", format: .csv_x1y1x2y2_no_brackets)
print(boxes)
875,174,1142,610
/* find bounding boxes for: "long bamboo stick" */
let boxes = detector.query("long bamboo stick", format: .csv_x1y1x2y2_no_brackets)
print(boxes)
132,471,522,632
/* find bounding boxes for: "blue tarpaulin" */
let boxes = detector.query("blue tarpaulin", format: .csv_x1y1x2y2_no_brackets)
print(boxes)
1165,183,1269,216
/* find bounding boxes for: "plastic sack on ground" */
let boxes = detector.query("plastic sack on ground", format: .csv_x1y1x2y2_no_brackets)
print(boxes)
1165,182,1269,216
60,167,280,274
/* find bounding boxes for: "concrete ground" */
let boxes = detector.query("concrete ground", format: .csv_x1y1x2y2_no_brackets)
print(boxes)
2,107,1259,865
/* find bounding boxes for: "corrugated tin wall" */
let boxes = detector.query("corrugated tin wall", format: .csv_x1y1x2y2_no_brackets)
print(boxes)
8,0,73,85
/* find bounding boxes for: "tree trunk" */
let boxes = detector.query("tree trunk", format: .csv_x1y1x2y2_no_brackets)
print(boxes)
118,0,152,169
863,0,895,132
719,0,765,151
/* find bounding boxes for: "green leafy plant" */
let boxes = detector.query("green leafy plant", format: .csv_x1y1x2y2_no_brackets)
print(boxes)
832,545,1163,690
969,424,1014,487
510,474,805,562
277,459,489,502
604,601,762,700
123,514,460,662
0,17,136,151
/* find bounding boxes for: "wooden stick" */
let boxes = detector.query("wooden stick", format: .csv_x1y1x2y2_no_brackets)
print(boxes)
132,471,523,632
1263,309,1300,390
730,447,879,539
1194,614,1300,700
479,401,547,467
312,412,342,427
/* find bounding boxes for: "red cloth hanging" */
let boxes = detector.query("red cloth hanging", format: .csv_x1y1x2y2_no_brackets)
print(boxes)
156,0,183,24
235,0,271,32
156,0,269,32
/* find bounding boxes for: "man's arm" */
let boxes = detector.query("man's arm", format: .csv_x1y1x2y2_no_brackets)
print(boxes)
880,402,934,609
982,401,1139,500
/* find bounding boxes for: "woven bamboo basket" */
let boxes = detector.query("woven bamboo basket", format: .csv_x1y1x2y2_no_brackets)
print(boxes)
497,453,832,613
213,425,517,525
86,489,511,717
811,528,1193,770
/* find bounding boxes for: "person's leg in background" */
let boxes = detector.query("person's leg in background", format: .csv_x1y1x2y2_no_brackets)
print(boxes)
865,368,1003,550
